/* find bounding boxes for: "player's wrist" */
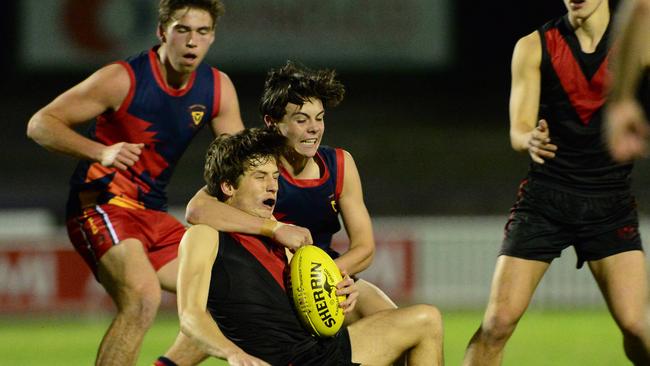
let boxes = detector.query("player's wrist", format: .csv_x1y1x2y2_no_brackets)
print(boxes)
260,219,281,238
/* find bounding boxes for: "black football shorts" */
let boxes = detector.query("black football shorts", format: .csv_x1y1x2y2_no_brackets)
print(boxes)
501,179,643,268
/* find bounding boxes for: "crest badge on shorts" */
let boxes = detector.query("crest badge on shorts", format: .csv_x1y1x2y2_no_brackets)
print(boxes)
189,104,207,126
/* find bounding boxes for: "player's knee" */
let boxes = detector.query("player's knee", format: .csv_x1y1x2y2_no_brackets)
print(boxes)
410,304,443,340
619,316,650,341
481,310,519,342
119,282,162,324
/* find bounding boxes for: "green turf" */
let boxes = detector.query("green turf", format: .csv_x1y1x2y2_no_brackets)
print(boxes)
444,310,627,366
0,310,628,365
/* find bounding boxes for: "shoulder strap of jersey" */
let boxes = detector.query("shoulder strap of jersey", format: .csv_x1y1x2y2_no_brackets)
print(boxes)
334,148,345,201
211,68,222,119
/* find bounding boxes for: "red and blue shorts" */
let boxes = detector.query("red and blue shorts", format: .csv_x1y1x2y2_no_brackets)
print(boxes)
66,204,186,276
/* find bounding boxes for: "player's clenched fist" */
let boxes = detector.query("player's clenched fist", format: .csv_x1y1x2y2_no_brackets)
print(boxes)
273,223,313,250
100,142,144,170
606,99,649,162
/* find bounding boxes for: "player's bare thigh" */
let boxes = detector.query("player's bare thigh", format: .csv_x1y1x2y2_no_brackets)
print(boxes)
157,258,179,293
347,304,441,366
588,250,648,323
97,238,160,299
483,256,549,321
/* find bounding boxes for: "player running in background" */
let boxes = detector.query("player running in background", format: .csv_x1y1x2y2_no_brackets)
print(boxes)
178,127,443,366
25,1,302,365
605,0,650,161
186,61,403,325
463,1,650,365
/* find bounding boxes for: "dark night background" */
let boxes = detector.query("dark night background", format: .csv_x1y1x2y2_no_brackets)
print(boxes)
4,0,647,223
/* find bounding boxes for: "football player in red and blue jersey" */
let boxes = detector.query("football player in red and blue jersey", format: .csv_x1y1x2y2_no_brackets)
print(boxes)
186,61,419,331
464,1,650,365
27,1,249,365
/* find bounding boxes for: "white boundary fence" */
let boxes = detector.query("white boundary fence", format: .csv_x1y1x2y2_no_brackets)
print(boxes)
0,210,647,312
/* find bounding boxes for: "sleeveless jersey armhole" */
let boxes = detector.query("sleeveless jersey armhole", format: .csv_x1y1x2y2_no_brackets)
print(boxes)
334,148,345,201
211,68,222,119
111,61,136,118
538,28,550,74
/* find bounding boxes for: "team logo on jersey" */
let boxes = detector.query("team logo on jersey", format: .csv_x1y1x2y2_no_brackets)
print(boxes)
329,194,339,213
189,104,207,125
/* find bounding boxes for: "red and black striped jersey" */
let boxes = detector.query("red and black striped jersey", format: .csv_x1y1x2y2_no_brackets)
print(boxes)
207,232,349,365
531,15,633,192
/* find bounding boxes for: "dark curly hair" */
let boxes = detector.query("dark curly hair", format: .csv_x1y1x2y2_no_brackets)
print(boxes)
259,61,346,123
158,0,225,29
204,127,286,201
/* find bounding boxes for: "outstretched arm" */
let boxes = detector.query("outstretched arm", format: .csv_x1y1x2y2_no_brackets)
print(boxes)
605,0,650,162
335,151,375,275
186,187,313,250
177,224,271,365
26,63,144,170
509,31,557,164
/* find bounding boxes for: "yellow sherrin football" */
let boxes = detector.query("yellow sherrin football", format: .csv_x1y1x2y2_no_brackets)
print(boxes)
289,245,345,337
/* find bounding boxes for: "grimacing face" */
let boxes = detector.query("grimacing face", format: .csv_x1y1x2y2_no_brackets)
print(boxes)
160,7,215,74
224,157,279,219
275,98,325,159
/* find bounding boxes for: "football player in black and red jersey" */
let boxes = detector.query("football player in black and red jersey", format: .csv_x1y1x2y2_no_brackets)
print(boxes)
464,1,650,365
178,127,443,365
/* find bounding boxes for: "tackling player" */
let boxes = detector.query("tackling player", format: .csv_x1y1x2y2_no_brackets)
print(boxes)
186,61,401,326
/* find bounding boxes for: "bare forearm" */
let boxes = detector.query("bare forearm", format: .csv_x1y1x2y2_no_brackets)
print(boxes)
186,190,268,235
27,112,104,161
610,0,650,101
335,245,374,275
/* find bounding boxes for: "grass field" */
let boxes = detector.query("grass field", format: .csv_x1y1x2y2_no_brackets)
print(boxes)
0,310,628,365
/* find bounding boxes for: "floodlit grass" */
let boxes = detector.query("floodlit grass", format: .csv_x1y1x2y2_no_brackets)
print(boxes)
0,310,627,365
444,310,627,366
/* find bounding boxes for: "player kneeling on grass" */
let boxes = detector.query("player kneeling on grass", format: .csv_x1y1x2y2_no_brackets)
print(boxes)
177,127,444,366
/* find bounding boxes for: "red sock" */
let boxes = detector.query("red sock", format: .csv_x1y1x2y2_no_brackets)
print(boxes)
154,356,178,366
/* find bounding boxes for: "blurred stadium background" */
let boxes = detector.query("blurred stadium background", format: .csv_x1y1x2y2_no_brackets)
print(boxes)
0,0,640,364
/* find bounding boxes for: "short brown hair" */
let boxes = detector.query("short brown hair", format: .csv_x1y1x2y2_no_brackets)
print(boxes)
158,0,225,29
259,61,346,123
204,128,286,201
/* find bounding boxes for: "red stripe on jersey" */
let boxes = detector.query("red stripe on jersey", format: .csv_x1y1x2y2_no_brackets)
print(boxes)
231,233,287,291
94,113,169,180
211,68,221,119
545,28,609,125
148,49,195,96
334,148,345,201
84,163,146,199
112,61,136,117
279,152,331,188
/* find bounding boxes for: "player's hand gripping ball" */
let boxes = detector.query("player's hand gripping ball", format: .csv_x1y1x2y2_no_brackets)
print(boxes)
289,245,345,337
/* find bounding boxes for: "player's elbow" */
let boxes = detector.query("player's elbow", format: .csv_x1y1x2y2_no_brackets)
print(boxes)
185,200,205,225
355,244,376,273
179,309,201,339
361,251,375,271
26,112,46,143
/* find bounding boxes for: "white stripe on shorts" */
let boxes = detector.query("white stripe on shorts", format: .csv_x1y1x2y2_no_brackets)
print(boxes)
95,205,120,245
